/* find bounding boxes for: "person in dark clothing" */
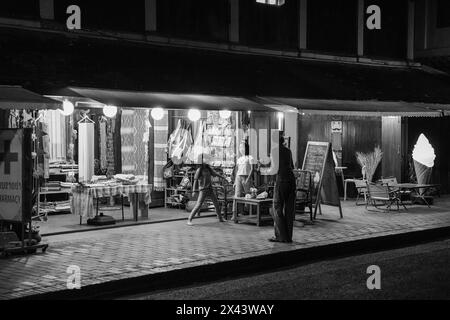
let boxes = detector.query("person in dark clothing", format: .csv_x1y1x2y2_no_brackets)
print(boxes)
270,133,296,243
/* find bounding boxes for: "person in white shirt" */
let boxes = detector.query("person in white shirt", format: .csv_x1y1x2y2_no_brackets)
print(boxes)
232,140,254,221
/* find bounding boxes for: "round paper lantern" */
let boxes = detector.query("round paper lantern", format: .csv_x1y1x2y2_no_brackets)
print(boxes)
219,110,232,119
103,105,118,118
188,109,201,122
151,107,164,120
60,100,74,116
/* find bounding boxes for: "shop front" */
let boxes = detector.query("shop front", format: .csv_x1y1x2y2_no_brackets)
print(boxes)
23,87,285,234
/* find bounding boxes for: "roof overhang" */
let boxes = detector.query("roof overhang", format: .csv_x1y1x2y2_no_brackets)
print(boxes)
257,97,446,117
48,87,276,112
0,85,61,110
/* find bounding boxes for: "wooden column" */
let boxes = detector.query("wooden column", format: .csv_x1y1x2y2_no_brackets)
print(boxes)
285,113,299,167
145,0,157,32
381,116,403,181
229,0,239,43
39,0,54,20
407,0,415,61
298,0,307,50
357,0,365,56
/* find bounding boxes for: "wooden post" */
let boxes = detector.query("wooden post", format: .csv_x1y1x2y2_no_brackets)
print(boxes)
407,0,415,61
229,0,239,43
145,0,157,32
357,0,365,56
39,0,54,20
298,0,307,50
381,116,402,181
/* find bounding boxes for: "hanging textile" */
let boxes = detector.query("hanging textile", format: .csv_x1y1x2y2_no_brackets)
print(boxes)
154,110,169,191
99,121,107,170
78,122,95,182
120,109,150,176
43,110,67,161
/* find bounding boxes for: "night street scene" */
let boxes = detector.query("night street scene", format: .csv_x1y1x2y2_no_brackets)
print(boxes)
0,0,450,310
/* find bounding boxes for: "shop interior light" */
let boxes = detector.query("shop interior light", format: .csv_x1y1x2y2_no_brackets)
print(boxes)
219,110,232,119
188,108,201,122
60,100,74,116
151,107,165,121
103,105,118,118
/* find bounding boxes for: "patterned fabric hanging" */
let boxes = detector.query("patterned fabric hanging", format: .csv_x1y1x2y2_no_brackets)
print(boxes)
120,109,150,176
153,110,168,191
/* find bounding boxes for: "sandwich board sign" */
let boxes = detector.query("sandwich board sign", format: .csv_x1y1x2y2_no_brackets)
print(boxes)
0,129,33,222
302,141,342,219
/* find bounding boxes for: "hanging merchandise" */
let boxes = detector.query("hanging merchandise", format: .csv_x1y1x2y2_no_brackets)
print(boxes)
43,110,67,162
78,117,95,183
154,109,169,191
187,120,208,164
120,109,150,176
99,120,107,170
170,120,193,165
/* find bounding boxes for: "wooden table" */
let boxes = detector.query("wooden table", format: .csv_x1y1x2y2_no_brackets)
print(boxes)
390,183,440,208
232,197,273,226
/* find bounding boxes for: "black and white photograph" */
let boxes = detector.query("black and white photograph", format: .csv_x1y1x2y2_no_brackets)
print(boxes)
0,0,449,309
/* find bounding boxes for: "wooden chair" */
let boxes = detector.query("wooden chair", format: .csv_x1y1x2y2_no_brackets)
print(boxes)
294,170,313,221
366,182,406,212
353,179,368,206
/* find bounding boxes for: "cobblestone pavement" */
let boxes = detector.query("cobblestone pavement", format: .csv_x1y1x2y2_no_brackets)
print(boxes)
1,198,450,299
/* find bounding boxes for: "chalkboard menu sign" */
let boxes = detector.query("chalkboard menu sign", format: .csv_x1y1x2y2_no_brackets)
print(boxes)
302,141,342,219
302,142,328,184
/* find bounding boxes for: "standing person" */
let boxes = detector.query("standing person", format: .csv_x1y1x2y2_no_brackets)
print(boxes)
187,163,228,225
231,140,254,221
270,133,296,243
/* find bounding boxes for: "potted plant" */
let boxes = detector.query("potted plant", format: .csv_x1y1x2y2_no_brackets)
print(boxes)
356,146,383,182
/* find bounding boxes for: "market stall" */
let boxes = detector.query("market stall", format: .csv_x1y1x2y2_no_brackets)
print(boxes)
41,87,286,230
0,85,61,255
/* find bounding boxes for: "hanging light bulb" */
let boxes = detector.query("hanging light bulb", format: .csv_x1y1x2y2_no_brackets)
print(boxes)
60,100,74,116
151,107,164,121
188,108,201,122
219,110,232,119
103,105,118,118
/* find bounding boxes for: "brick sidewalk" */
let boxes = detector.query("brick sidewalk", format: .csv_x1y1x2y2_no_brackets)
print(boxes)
1,198,450,299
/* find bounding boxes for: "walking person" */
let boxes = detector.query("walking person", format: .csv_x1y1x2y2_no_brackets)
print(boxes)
270,133,296,243
187,163,228,225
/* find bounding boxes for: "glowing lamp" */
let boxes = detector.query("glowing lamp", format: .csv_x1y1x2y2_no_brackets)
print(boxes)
219,110,232,119
103,105,118,118
151,107,164,120
188,109,201,122
60,100,74,116
256,0,285,6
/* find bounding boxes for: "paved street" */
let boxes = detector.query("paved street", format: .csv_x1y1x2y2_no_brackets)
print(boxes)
1,198,450,299
129,238,450,300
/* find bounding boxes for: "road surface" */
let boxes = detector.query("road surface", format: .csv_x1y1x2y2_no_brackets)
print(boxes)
126,238,450,300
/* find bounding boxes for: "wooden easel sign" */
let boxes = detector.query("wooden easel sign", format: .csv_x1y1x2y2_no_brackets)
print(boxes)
302,141,343,219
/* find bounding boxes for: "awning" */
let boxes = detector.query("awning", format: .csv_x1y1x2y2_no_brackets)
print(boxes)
258,97,445,117
51,87,276,112
0,85,61,110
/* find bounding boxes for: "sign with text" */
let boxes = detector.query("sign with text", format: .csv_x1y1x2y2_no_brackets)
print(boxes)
302,141,342,219
0,129,32,222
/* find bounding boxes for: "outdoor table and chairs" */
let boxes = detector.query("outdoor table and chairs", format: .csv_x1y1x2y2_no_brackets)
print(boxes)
364,178,440,210
388,183,440,208
71,183,153,224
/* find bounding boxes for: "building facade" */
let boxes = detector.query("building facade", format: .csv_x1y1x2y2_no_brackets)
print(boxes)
1,0,450,193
